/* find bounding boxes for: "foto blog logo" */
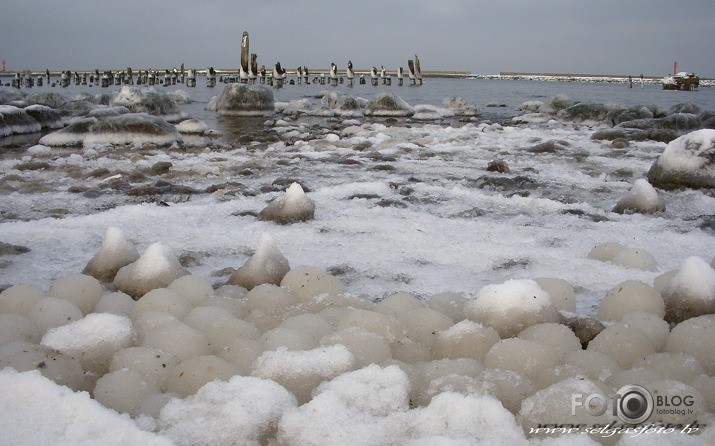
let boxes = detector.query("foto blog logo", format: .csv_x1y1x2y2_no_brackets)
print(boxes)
572,384,654,424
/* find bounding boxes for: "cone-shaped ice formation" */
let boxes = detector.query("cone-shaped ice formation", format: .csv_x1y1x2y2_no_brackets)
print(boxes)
258,183,315,224
662,256,715,324
113,242,189,298
464,279,560,338
612,178,665,214
83,227,140,283
228,234,290,290
206,84,275,116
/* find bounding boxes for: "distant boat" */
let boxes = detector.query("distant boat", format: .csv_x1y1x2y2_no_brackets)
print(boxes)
662,72,699,91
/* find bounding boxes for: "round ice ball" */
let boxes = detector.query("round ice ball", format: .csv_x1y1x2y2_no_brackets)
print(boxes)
691,375,715,413
245,284,297,314
516,323,582,360
431,320,500,362
261,327,318,351
0,344,85,391
93,291,135,317
109,346,180,387
411,358,483,405
587,323,656,368
484,338,561,380
390,336,431,364
606,367,663,390
279,314,334,340
534,364,589,390
0,314,40,344
562,350,622,383
280,266,345,301
375,292,424,317
217,338,265,375
183,306,260,347
164,355,239,397
477,368,536,414
167,275,214,306
597,280,665,321
464,279,561,338
94,368,161,416
320,327,392,368
612,247,657,271
661,256,715,324
426,291,467,322
533,277,576,313
300,292,372,314
141,321,212,361
133,311,178,342
620,311,670,351
0,284,46,315
336,308,403,343
587,242,626,262
397,308,453,349
664,314,715,374
633,352,705,382
48,274,103,315
198,294,247,318
28,297,84,333
131,288,193,320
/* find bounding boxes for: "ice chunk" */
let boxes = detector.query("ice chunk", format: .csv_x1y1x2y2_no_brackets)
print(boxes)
443,96,481,116
612,179,665,214
83,227,140,283
228,233,291,290
464,279,560,338
23,104,63,130
113,242,189,298
41,313,135,374
258,183,316,224
662,256,715,324
159,375,296,446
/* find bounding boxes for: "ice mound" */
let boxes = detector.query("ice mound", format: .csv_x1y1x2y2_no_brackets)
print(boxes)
0,105,41,137
0,368,174,446
661,256,715,324
175,118,209,134
23,104,63,130
597,280,665,320
664,314,715,374
228,233,290,290
48,273,103,314
364,92,414,117
587,242,657,271
113,242,189,298
258,183,315,224
206,84,275,116
159,375,296,446
252,345,355,404
39,113,183,147
464,279,560,338
648,129,715,189
41,313,135,374
109,87,182,122
0,88,26,104
612,179,665,214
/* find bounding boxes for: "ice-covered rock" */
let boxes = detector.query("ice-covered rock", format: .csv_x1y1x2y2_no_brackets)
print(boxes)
0,105,41,137
364,92,414,117
25,92,67,108
319,91,363,117
662,256,715,324
539,94,573,114
0,88,26,105
38,117,97,146
206,84,274,116
647,129,715,189
443,96,480,116
83,227,140,283
113,242,189,298
612,178,665,214
464,279,561,338
556,102,611,124
228,233,290,290
412,104,454,120
258,182,315,224
175,118,209,135
109,87,182,122
23,104,63,130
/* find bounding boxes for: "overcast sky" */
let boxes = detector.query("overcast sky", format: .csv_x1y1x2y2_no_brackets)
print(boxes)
1,0,713,77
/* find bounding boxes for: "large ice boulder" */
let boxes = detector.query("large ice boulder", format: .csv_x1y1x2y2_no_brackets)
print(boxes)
647,129,715,189
364,92,414,117
206,84,274,116
109,87,182,122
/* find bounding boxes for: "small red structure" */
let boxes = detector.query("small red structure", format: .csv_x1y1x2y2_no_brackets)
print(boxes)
1,60,5,71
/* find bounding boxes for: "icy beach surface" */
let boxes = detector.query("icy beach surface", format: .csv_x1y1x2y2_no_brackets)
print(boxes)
1,78,715,445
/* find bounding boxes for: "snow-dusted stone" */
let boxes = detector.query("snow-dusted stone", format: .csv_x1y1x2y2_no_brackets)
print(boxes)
648,129,715,189
159,375,297,446
364,92,414,117
612,178,665,214
464,279,561,338
109,87,182,122
175,118,209,134
113,242,189,298
258,183,315,224
0,105,41,137
206,84,274,116
228,234,290,290
662,256,715,324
